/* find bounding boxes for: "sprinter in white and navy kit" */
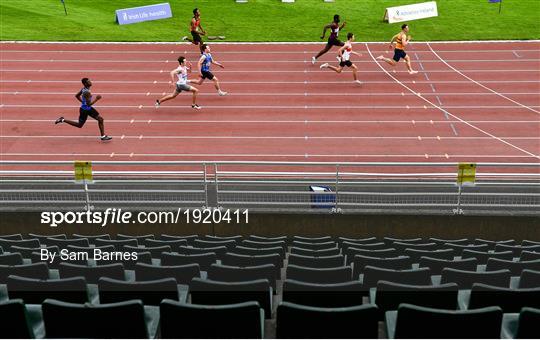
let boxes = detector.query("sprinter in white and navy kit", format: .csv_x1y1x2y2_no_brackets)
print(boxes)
191,44,227,96
155,56,201,110
55,78,111,141
320,33,362,84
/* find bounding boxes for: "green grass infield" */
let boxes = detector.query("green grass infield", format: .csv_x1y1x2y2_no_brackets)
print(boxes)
1,0,539,42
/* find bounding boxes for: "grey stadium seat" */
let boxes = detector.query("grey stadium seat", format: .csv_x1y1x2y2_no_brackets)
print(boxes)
518,270,540,289
0,263,49,283
143,238,187,248
58,263,125,283
344,247,400,264
276,302,379,339
291,241,337,251
441,268,511,289
0,299,34,338
160,300,264,339
42,299,148,338
160,252,217,271
233,245,286,259
461,249,514,263
389,304,502,339
286,264,352,284
495,244,540,257
468,283,540,312
486,258,540,276
404,248,458,262
117,234,154,242
0,238,40,251
207,264,277,292
352,255,412,279
362,266,432,288
190,278,272,319
177,245,228,258
290,246,340,257
98,277,179,305
282,279,364,308
135,263,200,284
288,254,345,269
418,256,478,273
7,275,88,304
0,253,24,266
374,281,459,311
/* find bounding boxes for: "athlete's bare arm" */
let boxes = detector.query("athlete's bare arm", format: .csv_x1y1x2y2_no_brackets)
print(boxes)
339,21,346,29
75,89,83,102
198,55,205,76
320,24,332,39
389,33,399,49
212,59,224,68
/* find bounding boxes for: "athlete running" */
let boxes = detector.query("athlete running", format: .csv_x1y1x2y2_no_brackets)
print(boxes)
191,44,228,96
320,33,362,84
55,78,112,141
181,8,206,54
376,23,418,74
312,14,346,65
155,56,201,110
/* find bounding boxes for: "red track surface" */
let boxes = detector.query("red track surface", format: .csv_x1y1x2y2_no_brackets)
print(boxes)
1,41,539,166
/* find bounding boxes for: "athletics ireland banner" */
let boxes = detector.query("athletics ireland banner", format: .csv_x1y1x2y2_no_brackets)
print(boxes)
116,3,172,25
384,2,438,24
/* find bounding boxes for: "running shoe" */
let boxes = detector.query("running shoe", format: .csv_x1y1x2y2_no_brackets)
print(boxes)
155,100,160,108
408,70,419,75
218,91,228,96
192,104,202,110
320,63,329,69
336,56,341,62
376,55,385,60
354,80,362,85
311,56,316,65
100,135,112,141
181,36,188,41
55,117,64,124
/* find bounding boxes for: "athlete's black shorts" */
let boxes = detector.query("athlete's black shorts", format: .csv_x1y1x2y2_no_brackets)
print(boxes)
393,48,407,62
326,37,344,48
339,60,353,67
191,31,203,44
201,70,214,80
79,107,100,126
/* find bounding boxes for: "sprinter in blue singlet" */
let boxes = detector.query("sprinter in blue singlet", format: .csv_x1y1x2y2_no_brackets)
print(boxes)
191,44,228,96
55,78,112,141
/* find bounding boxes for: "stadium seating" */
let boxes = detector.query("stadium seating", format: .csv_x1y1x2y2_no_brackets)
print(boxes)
0,299,34,338
276,302,379,339
0,263,49,282
440,268,512,288
7,275,89,304
373,281,459,311
516,307,540,339
468,283,540,312
98,277,179,305
135,263,200,284
42,299,149,338
160,300,264,338
189,278,272,318
388,304,503,338
286,264,352,284
282,279,364,308
0,233,537,338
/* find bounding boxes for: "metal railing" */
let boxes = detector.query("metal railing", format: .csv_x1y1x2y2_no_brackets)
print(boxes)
0,161,539,215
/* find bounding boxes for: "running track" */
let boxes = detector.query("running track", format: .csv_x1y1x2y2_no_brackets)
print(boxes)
1,41,539,170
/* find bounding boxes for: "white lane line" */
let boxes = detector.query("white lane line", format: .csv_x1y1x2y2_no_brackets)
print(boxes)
3,119,540,124
427,43,540,115
2,79,539,85
4,104,539,109
1,91,538,98
2,135,538,140
366,44,540,160
513,51,521,58
2,68,539,73
2,152,535,159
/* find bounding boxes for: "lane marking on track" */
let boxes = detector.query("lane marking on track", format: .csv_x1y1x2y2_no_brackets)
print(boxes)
366,44,540,159
6,135,537,140
3,79,540,85
427,43,540,115
110,152,114,158
3,119,540,124
2,152,536,159
513,51,521,58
